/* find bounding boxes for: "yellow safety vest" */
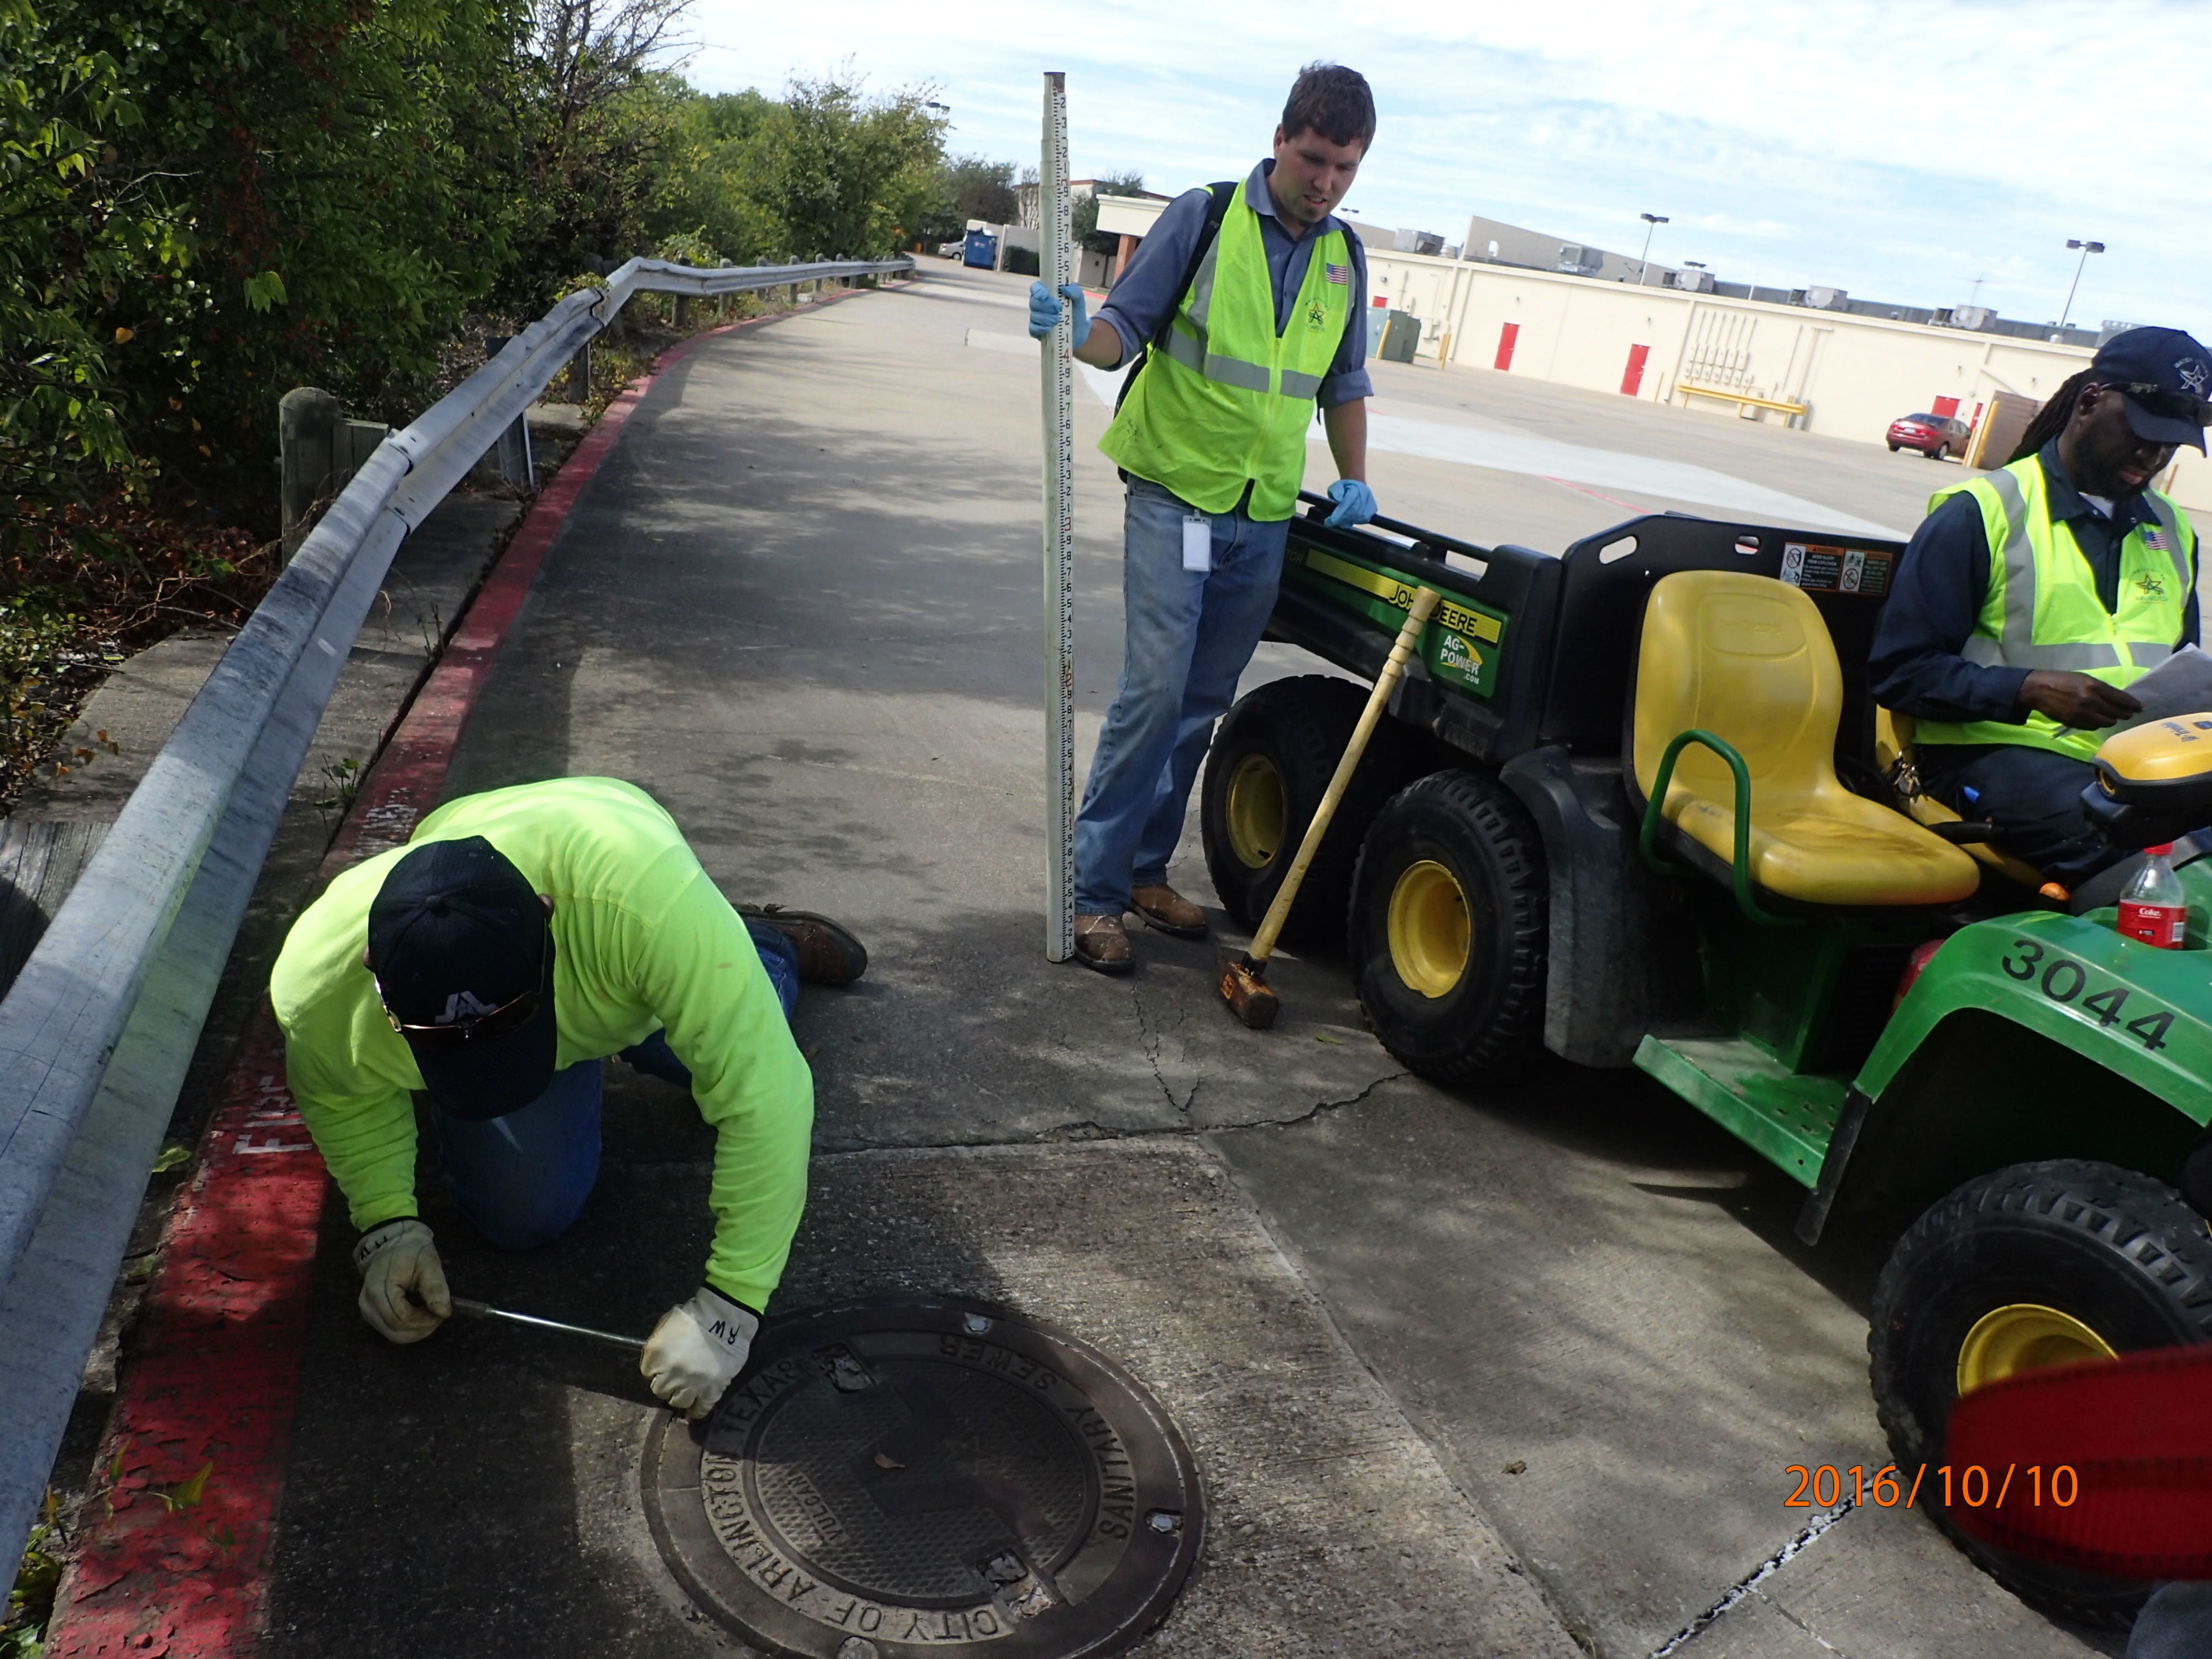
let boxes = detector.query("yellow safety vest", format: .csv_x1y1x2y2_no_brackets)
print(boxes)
1099,181,1352,521
1914,455,2197,761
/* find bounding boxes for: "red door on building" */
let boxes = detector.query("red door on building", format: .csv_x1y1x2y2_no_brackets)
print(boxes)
1933,395,1960,418
1495,322,1520,371
1621,343,1651,397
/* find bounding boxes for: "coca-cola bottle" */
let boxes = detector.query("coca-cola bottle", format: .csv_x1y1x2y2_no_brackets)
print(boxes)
2117,844,2188,950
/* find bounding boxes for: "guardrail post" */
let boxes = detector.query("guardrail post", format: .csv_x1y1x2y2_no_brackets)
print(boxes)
279,387,343,563
673,294,691,328
563,341,591,403
472,337,534,489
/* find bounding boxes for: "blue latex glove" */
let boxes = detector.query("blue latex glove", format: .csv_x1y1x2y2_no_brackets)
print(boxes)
1324,478,1376,529
1028,281,1090,347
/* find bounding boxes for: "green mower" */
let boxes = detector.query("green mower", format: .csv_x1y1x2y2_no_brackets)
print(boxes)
1201,492,2212,1625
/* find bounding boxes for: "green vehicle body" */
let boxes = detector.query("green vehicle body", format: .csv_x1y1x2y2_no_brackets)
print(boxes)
1253,496,2212,1236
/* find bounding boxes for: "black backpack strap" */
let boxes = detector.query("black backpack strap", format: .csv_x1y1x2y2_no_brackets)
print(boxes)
1115,181,1238,417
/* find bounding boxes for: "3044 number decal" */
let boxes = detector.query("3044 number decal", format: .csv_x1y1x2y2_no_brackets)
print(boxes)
2000,940,2175,1051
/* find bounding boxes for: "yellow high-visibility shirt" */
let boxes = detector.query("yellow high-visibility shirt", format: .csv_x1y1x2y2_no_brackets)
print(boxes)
271,776,812,1310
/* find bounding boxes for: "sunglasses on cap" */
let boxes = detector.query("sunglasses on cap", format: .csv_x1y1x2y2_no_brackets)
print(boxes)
2108,380,2212,428
374,977,542,1047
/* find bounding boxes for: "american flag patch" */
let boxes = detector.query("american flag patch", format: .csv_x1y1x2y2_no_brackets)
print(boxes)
1324,262,1350,285
2145,525,2177,554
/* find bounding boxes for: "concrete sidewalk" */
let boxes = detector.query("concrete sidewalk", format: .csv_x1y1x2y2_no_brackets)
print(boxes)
169,265,2121,1656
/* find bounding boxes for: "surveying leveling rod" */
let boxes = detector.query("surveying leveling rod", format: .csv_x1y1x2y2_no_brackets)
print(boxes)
1039,70,1078,963
1221,586,1442,1029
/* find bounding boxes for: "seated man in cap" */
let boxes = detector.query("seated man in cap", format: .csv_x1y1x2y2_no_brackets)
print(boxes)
270,775,866,1420
1871,326,2209,885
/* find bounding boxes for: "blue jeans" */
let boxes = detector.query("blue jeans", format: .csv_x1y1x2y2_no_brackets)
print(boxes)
2130,1583,2212,1658
1073,478,1289,916
1918,743,2114,885
437,920,800,1250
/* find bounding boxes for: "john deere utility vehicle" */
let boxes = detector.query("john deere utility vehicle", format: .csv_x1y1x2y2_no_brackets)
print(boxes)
1201,493,2212,1624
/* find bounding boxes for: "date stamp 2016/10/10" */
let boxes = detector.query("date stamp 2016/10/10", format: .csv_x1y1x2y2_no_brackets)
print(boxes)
1787,1464,2080,1512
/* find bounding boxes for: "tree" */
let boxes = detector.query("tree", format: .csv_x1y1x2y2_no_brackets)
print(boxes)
915,155,1015,247
0,0,150,529
497,0,698,301
647,88,778,263
13,0,534,524
724,72,947,260
1075,170,1149,254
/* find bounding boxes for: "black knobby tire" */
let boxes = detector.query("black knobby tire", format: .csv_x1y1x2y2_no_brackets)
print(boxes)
1199,676,1427,948
1870,1159,2212,1626
1347,770,1547,1085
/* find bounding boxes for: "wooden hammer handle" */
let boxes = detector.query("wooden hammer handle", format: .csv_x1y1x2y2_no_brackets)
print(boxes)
1246,585,1442,966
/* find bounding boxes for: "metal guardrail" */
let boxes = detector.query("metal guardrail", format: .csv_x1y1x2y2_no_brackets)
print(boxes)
0,254,914,1567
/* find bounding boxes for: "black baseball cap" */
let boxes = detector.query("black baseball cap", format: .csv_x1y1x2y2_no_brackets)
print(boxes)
2089,327,2212,454
366,837,558,1120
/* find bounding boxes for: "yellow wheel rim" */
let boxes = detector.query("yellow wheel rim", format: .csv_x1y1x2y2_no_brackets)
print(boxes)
1956,1303,2119,1395
1225,755,1286,869
1387,859,1470,999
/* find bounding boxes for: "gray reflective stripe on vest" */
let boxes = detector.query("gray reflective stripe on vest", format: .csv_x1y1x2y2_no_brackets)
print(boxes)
1186,232,1222,332
2144,491,2195,598
1969,465,2186,669
1986,466,2037,654
1159,320,1312,397
1959,637,2124,669
1173,210,1329,402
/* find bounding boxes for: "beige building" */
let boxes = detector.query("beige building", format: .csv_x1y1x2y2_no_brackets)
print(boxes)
1092,194,2210,512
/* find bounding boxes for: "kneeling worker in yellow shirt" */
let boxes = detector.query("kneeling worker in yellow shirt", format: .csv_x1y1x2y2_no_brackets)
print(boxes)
270,776,863,1419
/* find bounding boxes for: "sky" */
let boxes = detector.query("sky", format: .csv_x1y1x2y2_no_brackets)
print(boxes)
682,0,2212,343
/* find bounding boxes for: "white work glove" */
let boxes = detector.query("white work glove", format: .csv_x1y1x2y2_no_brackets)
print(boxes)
352,1218,451,1344
642,1286,759,1418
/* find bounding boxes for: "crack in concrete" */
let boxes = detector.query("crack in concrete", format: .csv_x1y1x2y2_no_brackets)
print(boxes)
1257,1069,1409,1131
811,1069,1411,1159
1126,983,1202,1116
1645,1500,1855,1658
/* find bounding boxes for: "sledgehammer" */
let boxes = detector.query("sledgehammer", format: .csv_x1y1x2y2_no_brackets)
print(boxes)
1221,584,1442,1029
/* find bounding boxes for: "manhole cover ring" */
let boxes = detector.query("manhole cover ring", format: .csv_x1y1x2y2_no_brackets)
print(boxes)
644,1297,1204,1658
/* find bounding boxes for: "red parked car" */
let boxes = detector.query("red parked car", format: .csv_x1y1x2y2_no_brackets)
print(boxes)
1887,412,1973,460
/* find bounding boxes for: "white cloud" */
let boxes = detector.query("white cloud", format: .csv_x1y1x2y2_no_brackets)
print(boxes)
684,0,2212,341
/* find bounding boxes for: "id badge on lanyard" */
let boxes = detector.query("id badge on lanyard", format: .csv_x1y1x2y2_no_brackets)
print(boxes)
1182,513,1212,573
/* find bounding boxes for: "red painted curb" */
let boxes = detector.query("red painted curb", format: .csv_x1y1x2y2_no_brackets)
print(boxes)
40,283,899,1656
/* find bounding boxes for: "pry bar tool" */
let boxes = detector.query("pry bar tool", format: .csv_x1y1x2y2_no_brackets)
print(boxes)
450,1295,646,1352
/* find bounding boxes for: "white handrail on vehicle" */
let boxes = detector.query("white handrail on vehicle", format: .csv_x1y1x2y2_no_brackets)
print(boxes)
0,255,914,1568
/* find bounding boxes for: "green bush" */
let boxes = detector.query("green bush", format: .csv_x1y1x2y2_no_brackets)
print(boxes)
6,3,972,540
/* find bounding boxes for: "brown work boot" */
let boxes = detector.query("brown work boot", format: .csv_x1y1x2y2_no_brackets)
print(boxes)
1072,912,1134,975
1130,884,1209,940
738,904,868,986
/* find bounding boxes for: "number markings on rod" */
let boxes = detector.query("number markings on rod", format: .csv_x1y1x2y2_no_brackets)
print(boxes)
1040,72,1077,962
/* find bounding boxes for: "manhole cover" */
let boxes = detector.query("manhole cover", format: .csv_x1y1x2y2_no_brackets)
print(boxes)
644,1298,1204,1657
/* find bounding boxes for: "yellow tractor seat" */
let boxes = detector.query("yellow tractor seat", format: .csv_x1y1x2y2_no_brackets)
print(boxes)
1632,572,1980,907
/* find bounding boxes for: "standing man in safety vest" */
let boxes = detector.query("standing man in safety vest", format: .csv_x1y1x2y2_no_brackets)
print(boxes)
1871,326,2209,883
1027,62,1378,973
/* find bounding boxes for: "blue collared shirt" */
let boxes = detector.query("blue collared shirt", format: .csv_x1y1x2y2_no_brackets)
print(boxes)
1868,441,2200,724
1093,159,1373,408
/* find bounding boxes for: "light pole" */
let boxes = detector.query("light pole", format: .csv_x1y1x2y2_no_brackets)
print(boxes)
2059,239,2104,330
1636,212,1669,286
